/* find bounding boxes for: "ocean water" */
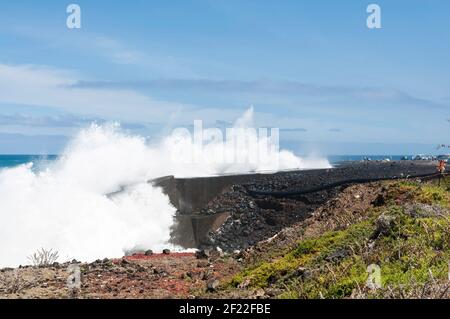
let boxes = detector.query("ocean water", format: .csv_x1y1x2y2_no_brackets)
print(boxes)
0,155,58,170
327,155,413,163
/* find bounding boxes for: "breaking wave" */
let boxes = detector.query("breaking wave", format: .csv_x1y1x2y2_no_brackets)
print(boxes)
0,108,330,267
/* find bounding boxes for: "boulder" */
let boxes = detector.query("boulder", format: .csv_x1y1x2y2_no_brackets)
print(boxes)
195,249,210,259
144,249,153,256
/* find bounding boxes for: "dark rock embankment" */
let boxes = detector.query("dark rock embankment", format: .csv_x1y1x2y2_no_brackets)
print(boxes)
248,160,437,193
195,161,437,251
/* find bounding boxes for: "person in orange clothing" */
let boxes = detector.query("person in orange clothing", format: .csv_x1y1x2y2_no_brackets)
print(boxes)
437,160,446,174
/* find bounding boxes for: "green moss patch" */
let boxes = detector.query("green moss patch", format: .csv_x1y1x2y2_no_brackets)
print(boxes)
224,180,450,299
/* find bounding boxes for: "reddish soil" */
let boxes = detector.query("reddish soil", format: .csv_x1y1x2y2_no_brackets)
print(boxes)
123,252,195,261
0,252,239,299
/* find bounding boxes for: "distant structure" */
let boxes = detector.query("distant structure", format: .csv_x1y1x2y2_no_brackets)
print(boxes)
437,144,450,150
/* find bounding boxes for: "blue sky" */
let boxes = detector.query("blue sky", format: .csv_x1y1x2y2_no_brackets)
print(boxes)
0,0,449,154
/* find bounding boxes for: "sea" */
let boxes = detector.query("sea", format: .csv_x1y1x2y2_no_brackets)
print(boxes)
0,155,58,170
0,154,415,170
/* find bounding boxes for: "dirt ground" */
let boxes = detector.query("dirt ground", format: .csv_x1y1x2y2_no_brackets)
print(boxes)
0,252,240,299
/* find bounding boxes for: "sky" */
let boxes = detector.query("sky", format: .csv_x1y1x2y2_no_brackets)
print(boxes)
0,0,449,155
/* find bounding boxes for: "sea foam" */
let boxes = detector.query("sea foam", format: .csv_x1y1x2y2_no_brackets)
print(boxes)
0,108,330,267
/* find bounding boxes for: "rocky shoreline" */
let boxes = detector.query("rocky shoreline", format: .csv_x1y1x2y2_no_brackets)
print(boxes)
1,161,447,299
200,161,437,251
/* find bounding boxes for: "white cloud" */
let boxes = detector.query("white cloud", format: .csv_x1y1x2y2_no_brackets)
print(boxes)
0,63,186,123
6,26,197,77
0,64,289,133
93,36,147,65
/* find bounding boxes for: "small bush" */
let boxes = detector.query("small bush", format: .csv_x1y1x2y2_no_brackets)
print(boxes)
28,248,59,267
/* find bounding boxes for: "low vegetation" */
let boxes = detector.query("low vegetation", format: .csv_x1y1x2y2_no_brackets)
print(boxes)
28,248,59,267
222,179,450,299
